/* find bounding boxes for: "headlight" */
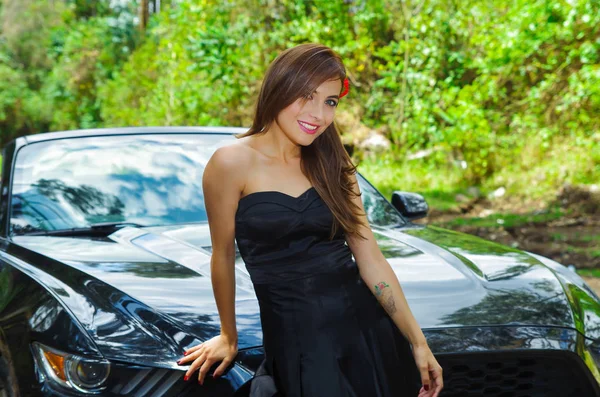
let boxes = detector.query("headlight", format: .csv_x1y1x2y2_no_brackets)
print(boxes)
31,342,110,394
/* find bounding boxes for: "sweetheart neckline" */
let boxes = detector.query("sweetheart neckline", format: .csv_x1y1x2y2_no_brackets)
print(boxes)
239,186,316,203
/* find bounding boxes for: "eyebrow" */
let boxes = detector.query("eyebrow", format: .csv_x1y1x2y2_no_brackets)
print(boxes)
313,89,339,99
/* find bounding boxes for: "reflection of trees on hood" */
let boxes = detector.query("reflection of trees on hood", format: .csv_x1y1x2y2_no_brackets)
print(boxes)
566,283,600,338
82,260,198,279
33,178,125,219
0,267,24,314
413,226,531,256
0,267,42,323
441,280,572,327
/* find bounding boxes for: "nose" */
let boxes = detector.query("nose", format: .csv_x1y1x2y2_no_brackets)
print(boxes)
309,101,325,122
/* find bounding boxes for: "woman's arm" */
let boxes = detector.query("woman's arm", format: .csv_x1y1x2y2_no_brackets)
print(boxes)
345,173,426,347
345,173,443,395
203,146,246,343
178,145,247,384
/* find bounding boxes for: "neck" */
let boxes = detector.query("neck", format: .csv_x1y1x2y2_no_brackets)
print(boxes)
260,122,301,163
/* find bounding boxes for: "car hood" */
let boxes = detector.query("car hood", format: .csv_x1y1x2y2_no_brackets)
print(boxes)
11,223,579,366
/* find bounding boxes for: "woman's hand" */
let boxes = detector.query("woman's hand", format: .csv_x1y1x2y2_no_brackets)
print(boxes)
177,334,238,385
412,343,443,397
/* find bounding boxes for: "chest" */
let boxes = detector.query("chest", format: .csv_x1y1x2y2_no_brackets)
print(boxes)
235,190,337,241
243,161,311,197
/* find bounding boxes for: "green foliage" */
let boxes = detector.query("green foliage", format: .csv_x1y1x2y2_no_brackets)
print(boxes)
0,0,70,73
578,268,600,278
437,207,565,229
99,0,395,127
0,0,598,201
101,1,274,127
0,55,51,140
0,0,136,135
43,16,136,130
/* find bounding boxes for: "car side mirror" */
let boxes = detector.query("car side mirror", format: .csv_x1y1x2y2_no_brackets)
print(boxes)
391,191,429,221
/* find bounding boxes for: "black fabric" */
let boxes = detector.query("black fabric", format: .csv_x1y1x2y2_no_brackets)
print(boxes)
235,187,421,397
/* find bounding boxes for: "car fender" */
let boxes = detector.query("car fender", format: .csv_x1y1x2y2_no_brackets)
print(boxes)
0,255,101,396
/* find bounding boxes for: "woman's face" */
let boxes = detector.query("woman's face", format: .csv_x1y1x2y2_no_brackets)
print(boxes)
274,78,342,146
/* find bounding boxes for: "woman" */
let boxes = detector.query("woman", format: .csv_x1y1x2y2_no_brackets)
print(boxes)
177,43,443,397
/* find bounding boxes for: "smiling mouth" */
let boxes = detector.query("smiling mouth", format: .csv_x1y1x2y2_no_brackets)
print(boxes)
298,120,319,134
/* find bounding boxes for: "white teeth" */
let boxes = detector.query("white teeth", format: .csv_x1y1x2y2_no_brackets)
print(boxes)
299,121,317,130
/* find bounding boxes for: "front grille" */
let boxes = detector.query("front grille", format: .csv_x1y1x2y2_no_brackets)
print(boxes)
107,364,238,397
110,367,183,397
437,350,599,397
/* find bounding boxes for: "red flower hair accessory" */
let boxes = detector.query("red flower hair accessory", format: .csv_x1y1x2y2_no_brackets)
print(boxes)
339,78,349,98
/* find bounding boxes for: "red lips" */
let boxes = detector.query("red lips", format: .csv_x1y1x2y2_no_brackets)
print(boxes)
297,120,319,135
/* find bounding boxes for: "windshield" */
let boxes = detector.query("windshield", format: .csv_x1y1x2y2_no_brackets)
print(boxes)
10,133,405,235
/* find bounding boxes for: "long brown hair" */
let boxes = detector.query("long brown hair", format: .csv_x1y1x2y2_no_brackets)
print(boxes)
237,43,366,239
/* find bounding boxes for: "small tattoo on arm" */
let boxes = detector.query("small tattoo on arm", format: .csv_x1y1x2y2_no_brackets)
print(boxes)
374,281,397,315
374,281,389,297
385,294,397,315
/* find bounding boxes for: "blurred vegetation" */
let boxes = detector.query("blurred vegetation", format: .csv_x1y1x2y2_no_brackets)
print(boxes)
0,0,598,208
579,268,600,278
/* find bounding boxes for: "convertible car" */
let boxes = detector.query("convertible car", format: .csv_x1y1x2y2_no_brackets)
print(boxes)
0,127,599,397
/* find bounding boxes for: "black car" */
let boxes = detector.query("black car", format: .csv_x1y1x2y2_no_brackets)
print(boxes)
0,127,599,397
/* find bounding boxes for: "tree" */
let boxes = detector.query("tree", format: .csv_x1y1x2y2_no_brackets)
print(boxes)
139,0,149,32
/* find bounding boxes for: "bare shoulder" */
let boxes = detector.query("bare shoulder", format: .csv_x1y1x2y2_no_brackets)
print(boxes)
203,139,255,194
209,140,253,170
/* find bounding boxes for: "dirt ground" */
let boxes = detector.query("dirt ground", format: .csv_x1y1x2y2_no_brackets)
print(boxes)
582,276,600,295
417,184,600,293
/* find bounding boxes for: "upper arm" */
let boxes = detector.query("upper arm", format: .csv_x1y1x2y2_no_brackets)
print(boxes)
345,173,385,269
202,145,249,263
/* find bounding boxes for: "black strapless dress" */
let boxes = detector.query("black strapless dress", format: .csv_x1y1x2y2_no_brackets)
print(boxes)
235,187,421,397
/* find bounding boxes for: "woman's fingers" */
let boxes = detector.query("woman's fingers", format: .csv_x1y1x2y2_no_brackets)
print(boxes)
183,342,203,356
431,366,444,397
213,356,233,378
177,336,238,384
185,351,207,380
198,357,215,385
412,344,443,396
178,344,204,365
